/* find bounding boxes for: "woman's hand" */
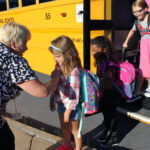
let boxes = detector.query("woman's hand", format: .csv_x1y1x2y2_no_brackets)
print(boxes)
64,109,72,123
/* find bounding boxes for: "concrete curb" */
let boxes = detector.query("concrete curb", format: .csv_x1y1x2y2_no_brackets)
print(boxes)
5,117,94,150
6,117,64,150
6,117,62,143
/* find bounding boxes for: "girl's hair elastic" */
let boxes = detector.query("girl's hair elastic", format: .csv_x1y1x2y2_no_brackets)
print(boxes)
50,45,61,51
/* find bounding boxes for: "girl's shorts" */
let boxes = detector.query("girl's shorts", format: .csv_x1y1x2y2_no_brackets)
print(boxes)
57,102,81,121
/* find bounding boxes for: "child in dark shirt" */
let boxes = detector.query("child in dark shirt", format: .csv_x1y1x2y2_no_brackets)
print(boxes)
91,36,122,148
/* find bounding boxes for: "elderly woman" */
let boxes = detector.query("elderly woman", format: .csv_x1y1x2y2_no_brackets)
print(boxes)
0,22,60,150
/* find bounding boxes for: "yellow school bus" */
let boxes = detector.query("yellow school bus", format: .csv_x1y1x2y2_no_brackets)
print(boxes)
0,0,114,75
2,0,150,130
0,0,136,75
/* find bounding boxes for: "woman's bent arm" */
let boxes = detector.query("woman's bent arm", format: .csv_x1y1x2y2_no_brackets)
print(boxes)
17,69,60,98
17,78,58,98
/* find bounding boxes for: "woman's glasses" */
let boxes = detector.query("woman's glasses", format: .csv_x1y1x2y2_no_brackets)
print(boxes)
133,9,144,15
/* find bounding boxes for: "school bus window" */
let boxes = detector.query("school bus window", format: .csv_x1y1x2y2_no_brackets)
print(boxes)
22,0,35,7
39,0,55,4
9,0,19,9
0,0,7,11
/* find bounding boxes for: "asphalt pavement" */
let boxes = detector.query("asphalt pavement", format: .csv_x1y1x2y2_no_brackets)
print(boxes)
5,71,150,150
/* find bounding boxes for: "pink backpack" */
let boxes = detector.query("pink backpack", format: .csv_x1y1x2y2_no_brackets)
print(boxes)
109,61,135,99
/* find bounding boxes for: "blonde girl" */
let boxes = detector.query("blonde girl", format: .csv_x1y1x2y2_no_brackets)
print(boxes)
123,0,150,99
49,36,82,150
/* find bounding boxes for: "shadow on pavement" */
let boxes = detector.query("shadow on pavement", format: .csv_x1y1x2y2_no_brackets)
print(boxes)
82,110,139,149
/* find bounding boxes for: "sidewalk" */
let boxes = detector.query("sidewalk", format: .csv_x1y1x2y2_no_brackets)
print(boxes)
6,117,94,150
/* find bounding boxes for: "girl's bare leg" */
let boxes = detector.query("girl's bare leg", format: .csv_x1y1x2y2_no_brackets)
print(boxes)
134,74,144,94
58,113,71,146
70,120,82,150
147,78,150,88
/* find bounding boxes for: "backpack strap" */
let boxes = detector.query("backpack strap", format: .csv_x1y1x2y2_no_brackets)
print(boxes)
148,14,150,27
77,70,85,138
77,101,84,138
134,39,140,63
109,61,119,67
135,19,138,30
77,69,88,138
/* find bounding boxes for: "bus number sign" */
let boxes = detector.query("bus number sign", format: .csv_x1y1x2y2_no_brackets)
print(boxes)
45,13,51,20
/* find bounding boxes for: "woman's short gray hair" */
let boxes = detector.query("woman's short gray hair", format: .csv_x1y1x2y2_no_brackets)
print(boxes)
0,22,31,47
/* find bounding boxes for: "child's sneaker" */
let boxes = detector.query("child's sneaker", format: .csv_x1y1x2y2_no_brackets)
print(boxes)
56,144,72,150
96,130,110,143
144,87,150,97
144,92,150,97
100,133,118,148
145,87,150,93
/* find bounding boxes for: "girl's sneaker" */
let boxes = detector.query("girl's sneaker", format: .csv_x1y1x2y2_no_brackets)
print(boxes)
100,133,118,148
56,144,72,150
145,87,150,93
96,130,110,143
144,92,150,97
144,87,150,97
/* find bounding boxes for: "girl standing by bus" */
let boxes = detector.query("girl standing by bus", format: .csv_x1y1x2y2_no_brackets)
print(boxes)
123,0,150,99
91,36,122,148
49,36,82,150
